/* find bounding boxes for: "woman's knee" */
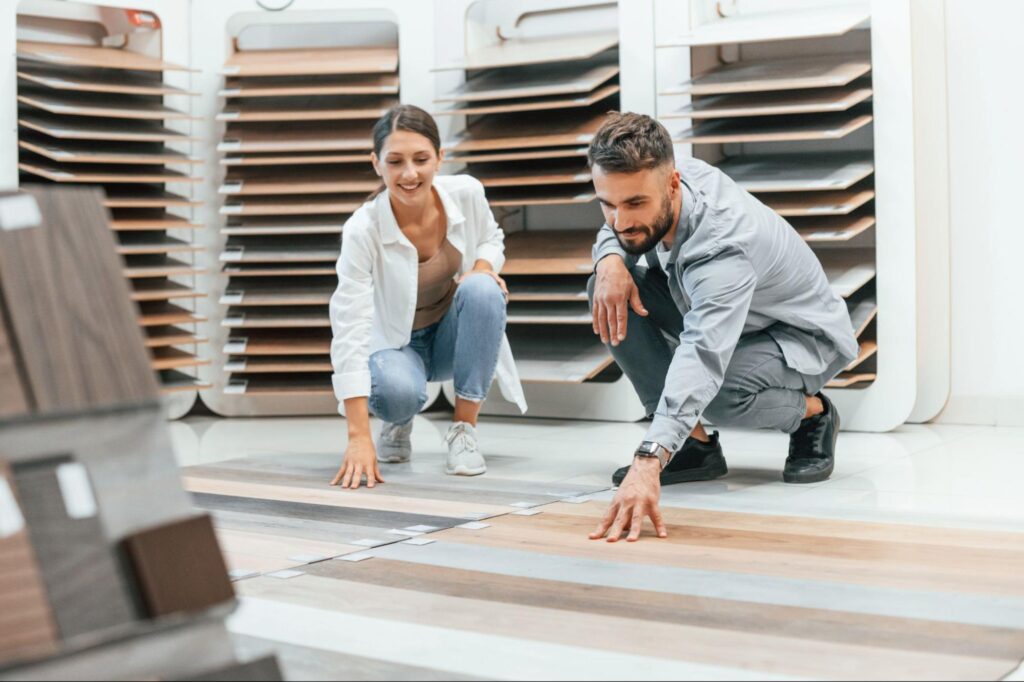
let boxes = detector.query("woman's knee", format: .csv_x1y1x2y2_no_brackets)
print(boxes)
456,273,505,309
369,355,427,423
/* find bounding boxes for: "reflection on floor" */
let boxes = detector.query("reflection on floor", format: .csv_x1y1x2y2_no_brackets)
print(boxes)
172,414,1024,681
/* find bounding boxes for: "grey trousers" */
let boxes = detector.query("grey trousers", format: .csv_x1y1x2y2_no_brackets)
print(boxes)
589,265,846,434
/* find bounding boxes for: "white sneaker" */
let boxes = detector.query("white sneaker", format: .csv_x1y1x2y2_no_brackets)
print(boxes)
444,422,486,476
377,421,413,463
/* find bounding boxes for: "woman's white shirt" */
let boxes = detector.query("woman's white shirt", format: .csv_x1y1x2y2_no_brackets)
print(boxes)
329,174,527,413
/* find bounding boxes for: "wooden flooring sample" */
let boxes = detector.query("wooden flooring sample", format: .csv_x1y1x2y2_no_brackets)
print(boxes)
225,375,334,396
12,456,138,639
448,108,607,153
219,96,397,123
222,282,334,307
469,161,592,188
19,159,195,185
435,84,619,117
150,347,208,371
437,59,619,103
224,307,329,329
123,256,203,280
447,146,589,165
666,83,872,120
137,302,204,327
226,356,333,374
223,264,337,278
223,216,348,237
103,188,198,209
19,111,193,143
19,136,198,166
131,279,205,302
827,372,875,388
117,234,201,256
221,242,340,264
121,515,234,618
223,73,399,98
503,231,595,275
660,5,870,48
507,326,613,383
17,63,197,97
663,55,872,96
676,111,873,144
435,31,618,72
719,154,874,192
844,340,878,372
0,188,158,413
758,186,875,217
225,332,332,356
846,291,878,339
0,463,58,664
0,310,30,418
506,276,590,302
820,250,876,299
18,88,194,121
224,47,398,77
507,302,592,325
221,123,374,154
222,168,378,196
110,210,200,232
159,369,204,393
222,151,370,167
144,326,206,349
487,185,596,208
794,213,876,243
17,41,192,73
221,195,364,217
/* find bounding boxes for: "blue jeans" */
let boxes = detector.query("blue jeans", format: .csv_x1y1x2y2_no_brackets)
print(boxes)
368,274,507,425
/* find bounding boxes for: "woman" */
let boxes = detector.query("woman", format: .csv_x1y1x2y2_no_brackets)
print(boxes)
329,105,526,489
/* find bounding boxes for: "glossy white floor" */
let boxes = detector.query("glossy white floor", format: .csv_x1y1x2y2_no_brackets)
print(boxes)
170,413,1024,681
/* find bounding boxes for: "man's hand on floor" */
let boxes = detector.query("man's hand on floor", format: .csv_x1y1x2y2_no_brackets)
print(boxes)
590,457,668,542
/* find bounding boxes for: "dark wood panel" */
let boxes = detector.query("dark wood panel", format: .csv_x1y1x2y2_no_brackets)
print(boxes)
0,188,159,414
0,306,30,418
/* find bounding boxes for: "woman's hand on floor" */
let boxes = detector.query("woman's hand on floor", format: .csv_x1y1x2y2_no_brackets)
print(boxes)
331,435,384,490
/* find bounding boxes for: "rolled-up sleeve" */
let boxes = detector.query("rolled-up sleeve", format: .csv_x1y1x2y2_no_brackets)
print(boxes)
330,227,375,409
645,246,757,451
473,185,506,274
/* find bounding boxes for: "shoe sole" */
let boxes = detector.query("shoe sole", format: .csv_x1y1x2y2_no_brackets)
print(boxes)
445,465,486,476
612,454,728,487
783,407,840,484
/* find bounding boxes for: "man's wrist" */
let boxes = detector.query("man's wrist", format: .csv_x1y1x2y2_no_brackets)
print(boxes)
595,253,625,274
633,454,664,472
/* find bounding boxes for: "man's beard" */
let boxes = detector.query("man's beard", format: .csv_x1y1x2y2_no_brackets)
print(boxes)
614,195,675,255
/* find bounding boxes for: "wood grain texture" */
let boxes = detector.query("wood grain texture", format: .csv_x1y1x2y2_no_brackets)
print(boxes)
17,41,193,73
221,152,370,167
223,264,337,278
17,64,197,97
19,137,198,166
19,111,194,143
446,147,589,165
223,73,399,98
435,84,619,117
759,186,875,217
845,341,879,372
219,96,397,123
676,111,874,144
0,188,158,413
225,47,398,77
220,123,374,153
487,186,596,208
221,195,364,217
718,153,874,192
468,162,591,188
437,59,618,104
18,159,196,185
793,213,876,243
434,31,617,72
12,456,138,640
224,308,329,329
222,168,378,196
667,52,868,95
665,83,872,119
448,108,607,153
503,230,594,275
17,89,194,121
223,216,347,237
103,188,199,209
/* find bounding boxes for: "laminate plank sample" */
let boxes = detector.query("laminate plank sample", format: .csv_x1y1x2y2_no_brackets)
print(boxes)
224,307,329,329
225,356,334,374
218,96,398,123
719,154,874,192
137,302,204,327
224,47,398,77
844,341,878,372
224,332,332,356
221,241,340,264
503,230,595,275
435,31,618,72
468,161,592,188
666,83,872,120
223,73,399,98
117,234,202,256
435,84,620,117
223,216,348,237
847,292,878,339
110,210,200,232
221,151,370,167
659,5,870,48
827,372,876,388
507,326,614,383
820,250,876,299
143,326,206,349
220,123,374,153
794,213,876,243
487,186,596,208
663,55,872,96
150,347,209,371
437,59,619,103
223,376,335,397
159,369,205,393
759,187,875,217
18,159,195,185
506,276,590,302
12,456,138,639
675,111,874,144
123,256,203,280
221,168,378,196
121,515,234,618
17,63,197,97
221,195,364,217
0,188,158,412
507,302,591,325
223,264,337,278
0,312,30,418
17,89,194,121
446,146,589,165
0,463,58,664
175,655,283,681
103,188,198,209
221,283,333,306
447,108,607,153
17,41,193,72
19,137,198,166
131,279,205,302
19,111,194,143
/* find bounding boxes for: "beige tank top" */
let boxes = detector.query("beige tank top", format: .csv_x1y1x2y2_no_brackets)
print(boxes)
413,239,460,330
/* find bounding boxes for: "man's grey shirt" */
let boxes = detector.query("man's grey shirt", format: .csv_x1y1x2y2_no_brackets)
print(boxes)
593,157,859,451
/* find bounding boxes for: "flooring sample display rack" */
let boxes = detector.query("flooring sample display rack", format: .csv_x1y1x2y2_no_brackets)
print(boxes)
433,0,647,421
10,1,210,419
650,0,947,431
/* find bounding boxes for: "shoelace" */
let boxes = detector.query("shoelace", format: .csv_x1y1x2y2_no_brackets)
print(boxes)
791,417,828,458
446,425,471,453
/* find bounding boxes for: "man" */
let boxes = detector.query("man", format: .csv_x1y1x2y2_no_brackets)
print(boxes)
587,113,859,543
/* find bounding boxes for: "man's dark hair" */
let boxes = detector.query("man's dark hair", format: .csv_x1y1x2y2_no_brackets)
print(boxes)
587,112,675,173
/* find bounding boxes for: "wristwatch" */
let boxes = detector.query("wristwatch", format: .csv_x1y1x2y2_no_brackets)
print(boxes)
634,441,672,469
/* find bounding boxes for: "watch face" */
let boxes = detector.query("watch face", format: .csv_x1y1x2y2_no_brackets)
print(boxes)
636,442,660,456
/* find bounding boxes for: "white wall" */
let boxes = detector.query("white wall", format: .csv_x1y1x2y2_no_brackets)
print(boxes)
937,0,1024,426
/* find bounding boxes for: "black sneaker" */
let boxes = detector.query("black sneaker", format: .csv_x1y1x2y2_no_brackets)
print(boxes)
612,432,728,486
784,393,840,484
